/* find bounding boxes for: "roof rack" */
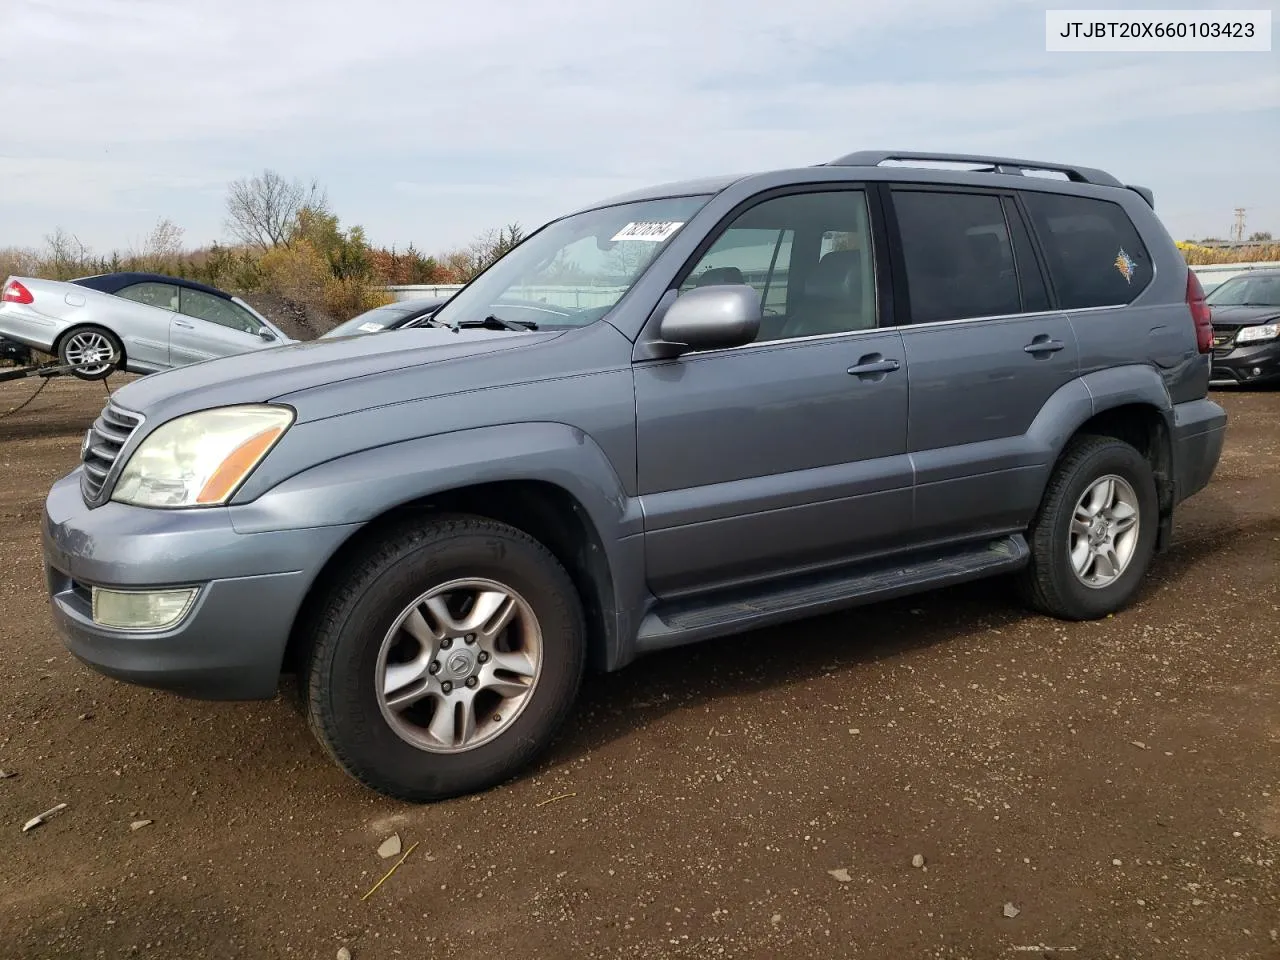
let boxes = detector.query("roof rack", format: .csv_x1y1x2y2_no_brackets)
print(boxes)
825,150,1125,189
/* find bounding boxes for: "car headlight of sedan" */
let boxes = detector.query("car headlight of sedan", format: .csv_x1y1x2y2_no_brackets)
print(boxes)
111,404,294,508
1235,322,1280,344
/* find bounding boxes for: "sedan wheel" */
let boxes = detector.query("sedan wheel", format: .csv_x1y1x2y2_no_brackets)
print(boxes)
59,327,122,380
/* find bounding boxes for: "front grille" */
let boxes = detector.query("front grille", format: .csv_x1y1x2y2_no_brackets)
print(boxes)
1211,326,1238,359
80,402,143,502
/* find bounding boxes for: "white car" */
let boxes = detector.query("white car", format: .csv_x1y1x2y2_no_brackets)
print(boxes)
0,271,294,380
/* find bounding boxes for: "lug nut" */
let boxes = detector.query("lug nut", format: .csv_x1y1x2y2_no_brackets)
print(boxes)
465,634,476,644
441,638,453,649
442,681,453,693
477,652,490,664
428,661,440,674
465,677,478,688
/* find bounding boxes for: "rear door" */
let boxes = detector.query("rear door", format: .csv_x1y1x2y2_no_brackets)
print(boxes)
884,185,1080,546
171,288,272,366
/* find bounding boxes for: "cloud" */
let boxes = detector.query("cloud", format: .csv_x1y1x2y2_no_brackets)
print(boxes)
2,0,1275,250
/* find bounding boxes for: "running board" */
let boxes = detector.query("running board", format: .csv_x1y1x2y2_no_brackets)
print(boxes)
635,535,1029,653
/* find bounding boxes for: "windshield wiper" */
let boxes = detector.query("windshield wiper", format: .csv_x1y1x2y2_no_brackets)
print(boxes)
451,314,538,332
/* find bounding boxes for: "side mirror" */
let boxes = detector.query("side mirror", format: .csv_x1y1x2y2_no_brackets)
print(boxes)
657,285,761,354
258,328,277,342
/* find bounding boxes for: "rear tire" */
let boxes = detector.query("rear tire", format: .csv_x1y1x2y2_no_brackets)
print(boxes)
1017,435,1159,621
300,513,586,802
58,326,123,381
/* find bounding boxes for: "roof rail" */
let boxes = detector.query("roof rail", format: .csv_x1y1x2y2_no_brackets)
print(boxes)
826,150,1125,189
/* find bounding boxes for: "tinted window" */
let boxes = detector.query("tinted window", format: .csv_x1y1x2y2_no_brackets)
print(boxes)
892,190,1021,324
1021,192,1152,309
681,190,877,340
115,282,178,311
178,288,261,333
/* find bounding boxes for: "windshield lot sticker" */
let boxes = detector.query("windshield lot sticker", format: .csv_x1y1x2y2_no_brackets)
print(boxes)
611,221,684,243
1113,248,1136,284
357,322,386,332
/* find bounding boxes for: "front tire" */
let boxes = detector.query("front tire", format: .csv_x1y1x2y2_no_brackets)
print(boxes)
58,326,123,381
301,513,586,802
1018,435,1159,621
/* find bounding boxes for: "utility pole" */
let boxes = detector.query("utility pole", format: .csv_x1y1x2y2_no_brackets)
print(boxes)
1232,207,1246,243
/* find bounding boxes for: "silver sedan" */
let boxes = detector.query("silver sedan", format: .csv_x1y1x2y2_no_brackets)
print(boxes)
0,271,293,380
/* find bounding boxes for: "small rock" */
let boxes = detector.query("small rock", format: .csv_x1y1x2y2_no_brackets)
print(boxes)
1112,859,1123,867
1003,902,1020,919
0,770,16,779
337,949,352,960
828,868,853,883
849,728,861,735
911,854,925,869
771,914,782,925
1130,740,1146,750
377,834,402,859
79,713,94,722
130,820,153,831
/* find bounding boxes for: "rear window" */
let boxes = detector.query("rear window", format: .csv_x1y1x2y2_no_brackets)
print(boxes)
1021,192,1153,309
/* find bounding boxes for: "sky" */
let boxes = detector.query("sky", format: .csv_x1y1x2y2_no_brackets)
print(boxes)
0,0,1277,258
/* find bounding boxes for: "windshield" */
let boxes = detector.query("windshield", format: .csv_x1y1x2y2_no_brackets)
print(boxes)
428,195,711,330
1205,275,1280,308
324,301,427,338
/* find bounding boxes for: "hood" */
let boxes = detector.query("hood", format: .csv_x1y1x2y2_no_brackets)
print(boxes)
1210,304,1280,327
109,326,561,423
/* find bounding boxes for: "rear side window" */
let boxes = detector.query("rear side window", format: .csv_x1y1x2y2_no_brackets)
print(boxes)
891,190,1022,324
1021,192,1153,309
115,282,178,311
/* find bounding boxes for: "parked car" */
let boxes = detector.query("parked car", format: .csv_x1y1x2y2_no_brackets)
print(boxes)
42,149,1226,802
0,271,293,380
1206,268,1280,386
0,335,32,365
320,297,452,339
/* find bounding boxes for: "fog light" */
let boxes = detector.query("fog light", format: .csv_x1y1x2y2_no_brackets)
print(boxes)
91,587,198,630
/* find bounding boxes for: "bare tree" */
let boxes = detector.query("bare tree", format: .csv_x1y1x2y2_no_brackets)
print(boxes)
225,170,327,251
131,217,185,271
43,227,94,280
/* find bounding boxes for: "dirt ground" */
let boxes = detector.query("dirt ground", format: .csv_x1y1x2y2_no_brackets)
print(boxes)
1,374,1277,960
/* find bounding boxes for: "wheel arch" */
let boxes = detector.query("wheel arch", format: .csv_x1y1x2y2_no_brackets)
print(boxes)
256,423,646,681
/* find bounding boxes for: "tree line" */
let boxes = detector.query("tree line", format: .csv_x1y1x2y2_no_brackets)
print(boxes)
0,169,526,324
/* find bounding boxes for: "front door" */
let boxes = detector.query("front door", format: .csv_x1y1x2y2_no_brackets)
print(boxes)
170,287,271,366
884,186,1081,545
633,187,914,599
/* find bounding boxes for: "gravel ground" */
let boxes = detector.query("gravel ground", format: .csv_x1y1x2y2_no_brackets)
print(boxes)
1,375,1277,960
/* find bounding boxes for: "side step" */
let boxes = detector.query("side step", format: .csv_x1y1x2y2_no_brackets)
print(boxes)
635,535,1029,653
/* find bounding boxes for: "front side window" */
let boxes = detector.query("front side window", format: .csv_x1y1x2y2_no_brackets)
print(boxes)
679,190,877,341
892,190,1021,324
1205,274,1280,307
115,282,178,312
178,288,262,334
1021,191,1153,309
428,195,711,330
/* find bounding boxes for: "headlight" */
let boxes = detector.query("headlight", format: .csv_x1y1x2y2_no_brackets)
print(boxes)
1236,322,1280,344
111,404,294,508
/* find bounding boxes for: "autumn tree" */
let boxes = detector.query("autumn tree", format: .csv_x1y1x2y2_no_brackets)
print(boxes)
225,170,328,251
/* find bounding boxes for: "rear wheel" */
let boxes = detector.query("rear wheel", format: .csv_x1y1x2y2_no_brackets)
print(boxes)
301,514,586,801
58,326,123,380
1018,435,1159,620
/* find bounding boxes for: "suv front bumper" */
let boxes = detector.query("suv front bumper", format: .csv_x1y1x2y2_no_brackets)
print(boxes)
42,471,359,700
1210,338,1280,386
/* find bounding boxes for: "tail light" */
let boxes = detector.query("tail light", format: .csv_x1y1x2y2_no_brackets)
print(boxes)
1186,269,1213,354
2,280,34,305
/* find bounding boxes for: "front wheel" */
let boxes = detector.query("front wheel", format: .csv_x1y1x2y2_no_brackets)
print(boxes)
1017,435,1159,620
301,514,586,802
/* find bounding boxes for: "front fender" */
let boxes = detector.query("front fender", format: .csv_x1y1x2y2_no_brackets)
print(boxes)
226,421,648,669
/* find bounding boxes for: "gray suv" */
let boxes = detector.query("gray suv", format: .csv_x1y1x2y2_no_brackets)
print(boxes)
42,150,1227,801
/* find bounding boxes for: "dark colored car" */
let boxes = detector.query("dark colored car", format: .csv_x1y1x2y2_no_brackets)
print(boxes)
1207,269,1280,386
320,297,452,339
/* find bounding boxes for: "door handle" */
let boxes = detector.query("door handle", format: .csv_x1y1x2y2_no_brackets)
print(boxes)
1024,337,1065,355
174,320,194,329
847,357,901,376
